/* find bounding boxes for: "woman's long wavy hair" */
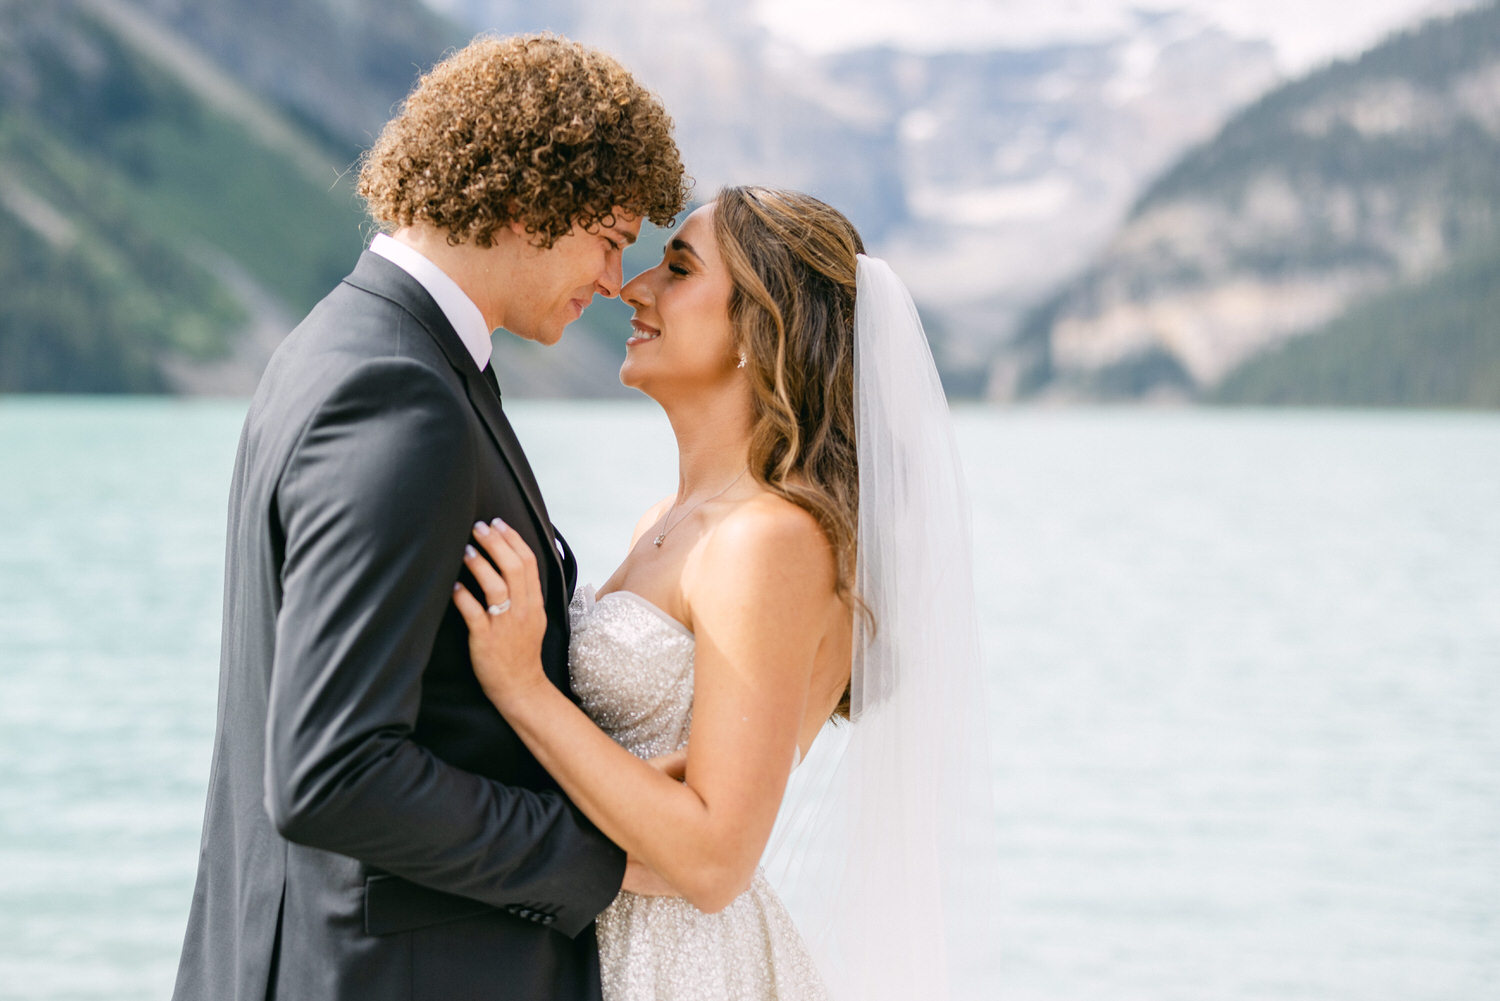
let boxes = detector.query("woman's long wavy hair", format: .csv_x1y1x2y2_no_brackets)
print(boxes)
713,186,865,718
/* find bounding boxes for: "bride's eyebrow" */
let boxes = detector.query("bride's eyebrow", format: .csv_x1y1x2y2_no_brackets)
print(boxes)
668,237,703,263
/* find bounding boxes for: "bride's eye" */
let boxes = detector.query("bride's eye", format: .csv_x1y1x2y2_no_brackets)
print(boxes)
668,264,690,277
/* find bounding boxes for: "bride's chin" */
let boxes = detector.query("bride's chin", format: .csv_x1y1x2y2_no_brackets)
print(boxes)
618,359,653,394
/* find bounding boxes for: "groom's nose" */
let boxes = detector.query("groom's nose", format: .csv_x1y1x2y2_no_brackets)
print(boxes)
596,254,625,298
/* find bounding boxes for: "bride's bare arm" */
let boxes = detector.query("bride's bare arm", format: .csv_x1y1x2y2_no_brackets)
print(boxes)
453,503,835,913
624,749,689,896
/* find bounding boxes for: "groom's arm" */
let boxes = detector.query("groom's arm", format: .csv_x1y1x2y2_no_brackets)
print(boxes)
264,355,624,937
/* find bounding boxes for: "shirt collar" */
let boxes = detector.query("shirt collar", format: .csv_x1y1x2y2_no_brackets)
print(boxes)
369,233,492,372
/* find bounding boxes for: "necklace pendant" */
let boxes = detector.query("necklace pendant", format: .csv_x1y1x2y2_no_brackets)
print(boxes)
652,534,666,547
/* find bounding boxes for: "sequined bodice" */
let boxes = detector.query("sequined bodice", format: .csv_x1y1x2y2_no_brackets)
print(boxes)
567,584,829,1001
569,584,696,759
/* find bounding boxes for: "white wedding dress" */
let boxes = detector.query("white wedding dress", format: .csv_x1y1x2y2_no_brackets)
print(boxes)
568,584,830,1001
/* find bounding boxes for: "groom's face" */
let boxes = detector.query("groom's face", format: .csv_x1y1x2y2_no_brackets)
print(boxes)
500,209,642,345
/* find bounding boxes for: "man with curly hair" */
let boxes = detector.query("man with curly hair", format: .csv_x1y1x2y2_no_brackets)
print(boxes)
172,34,687,1001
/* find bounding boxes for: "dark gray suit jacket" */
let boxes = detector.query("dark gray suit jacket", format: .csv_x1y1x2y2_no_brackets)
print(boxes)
172,252,625,1001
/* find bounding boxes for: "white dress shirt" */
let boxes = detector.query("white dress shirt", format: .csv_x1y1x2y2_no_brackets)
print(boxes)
372,235,560,560
369,233,493,372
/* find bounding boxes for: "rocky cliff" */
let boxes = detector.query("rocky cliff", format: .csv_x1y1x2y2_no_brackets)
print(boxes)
0,0,375,392
1010,1,1500,403
2,0,1286,394
432,0,1282,388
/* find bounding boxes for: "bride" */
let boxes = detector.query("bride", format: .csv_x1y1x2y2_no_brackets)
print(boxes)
452,186,990,1000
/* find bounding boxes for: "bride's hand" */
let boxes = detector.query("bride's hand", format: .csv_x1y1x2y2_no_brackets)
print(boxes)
451,519,548,709
646,747,689,782
622,854,680,897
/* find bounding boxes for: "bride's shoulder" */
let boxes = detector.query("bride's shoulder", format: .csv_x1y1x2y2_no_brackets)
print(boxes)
716,492,827,548
687,494,835,594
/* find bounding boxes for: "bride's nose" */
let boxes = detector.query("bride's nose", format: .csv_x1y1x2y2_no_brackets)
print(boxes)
621,272,651,310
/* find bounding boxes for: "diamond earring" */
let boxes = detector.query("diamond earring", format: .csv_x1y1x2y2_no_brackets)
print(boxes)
736,353,747,369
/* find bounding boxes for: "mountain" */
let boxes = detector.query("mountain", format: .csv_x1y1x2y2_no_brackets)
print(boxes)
7,0,1483,401
0,0,1286,396
423,0,1282,390
0,0,396,392
0,0,648,395
1010,1,1500,404
1209,232,1500,407
116,0,460,153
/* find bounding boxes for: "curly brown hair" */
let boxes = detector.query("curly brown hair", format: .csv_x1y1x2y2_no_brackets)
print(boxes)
712,186,867,719
357,33,688,248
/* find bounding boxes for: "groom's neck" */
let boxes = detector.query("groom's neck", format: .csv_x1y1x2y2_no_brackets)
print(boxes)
390,224,516,332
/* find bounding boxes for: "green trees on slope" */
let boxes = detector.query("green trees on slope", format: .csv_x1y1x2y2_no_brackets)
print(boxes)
0,2,365,392
1212,238,1500,407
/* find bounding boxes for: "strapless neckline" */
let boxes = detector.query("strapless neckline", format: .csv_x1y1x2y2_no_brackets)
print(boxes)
566,582,827,999
572,584,803,772
585,585,694,639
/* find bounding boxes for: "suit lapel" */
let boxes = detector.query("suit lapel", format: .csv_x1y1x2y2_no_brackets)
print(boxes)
459,366,566,583
342,252,565,585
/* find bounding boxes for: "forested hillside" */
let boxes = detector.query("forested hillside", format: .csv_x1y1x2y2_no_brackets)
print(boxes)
1009,1,1500,406
0,0,373,391
1211,234,1500,407
0,0,682,396
1,0,1287,396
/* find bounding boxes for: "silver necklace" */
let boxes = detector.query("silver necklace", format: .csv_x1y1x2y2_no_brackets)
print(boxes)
652,468,749,547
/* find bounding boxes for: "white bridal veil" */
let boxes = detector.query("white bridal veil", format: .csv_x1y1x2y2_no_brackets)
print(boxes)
764,255,997,1000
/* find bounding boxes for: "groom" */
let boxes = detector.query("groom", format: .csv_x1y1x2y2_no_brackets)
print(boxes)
172,35,686,1001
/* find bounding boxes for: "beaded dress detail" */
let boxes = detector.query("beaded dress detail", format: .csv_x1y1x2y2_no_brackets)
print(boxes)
569,584,830,1001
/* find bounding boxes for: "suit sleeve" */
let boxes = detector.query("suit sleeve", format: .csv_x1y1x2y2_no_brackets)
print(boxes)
264,356,624,937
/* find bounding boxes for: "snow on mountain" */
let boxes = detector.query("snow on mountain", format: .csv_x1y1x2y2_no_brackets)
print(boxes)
424,0,1282,381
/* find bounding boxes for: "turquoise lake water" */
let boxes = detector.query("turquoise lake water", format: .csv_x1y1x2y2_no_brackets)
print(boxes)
1,399,1497,999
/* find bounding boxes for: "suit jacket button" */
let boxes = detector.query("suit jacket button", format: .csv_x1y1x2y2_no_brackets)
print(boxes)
541,914,555,926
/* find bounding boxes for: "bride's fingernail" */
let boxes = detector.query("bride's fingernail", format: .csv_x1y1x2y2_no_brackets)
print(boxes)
491,517,508,532
473,521,490,536
464,545,478,559
452,582,463,592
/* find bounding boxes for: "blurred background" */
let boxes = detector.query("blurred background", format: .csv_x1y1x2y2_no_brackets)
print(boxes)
1,1,1498,999
2,0,1498,404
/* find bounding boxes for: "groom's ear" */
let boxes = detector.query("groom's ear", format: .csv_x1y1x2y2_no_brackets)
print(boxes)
504,201,538,240
505,215,556,252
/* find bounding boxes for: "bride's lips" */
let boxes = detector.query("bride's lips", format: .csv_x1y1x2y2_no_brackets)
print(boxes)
626,318,661,348
569,298,587,318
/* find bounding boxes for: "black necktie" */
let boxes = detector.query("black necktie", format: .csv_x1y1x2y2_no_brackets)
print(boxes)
482,363,502,404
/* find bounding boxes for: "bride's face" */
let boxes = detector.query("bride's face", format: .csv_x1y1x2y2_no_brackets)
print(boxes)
618,204,740,399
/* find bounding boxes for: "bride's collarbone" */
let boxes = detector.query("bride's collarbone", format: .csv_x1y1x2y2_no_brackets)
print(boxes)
597,547,694,632
603,504,732,626
606,491,826,634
